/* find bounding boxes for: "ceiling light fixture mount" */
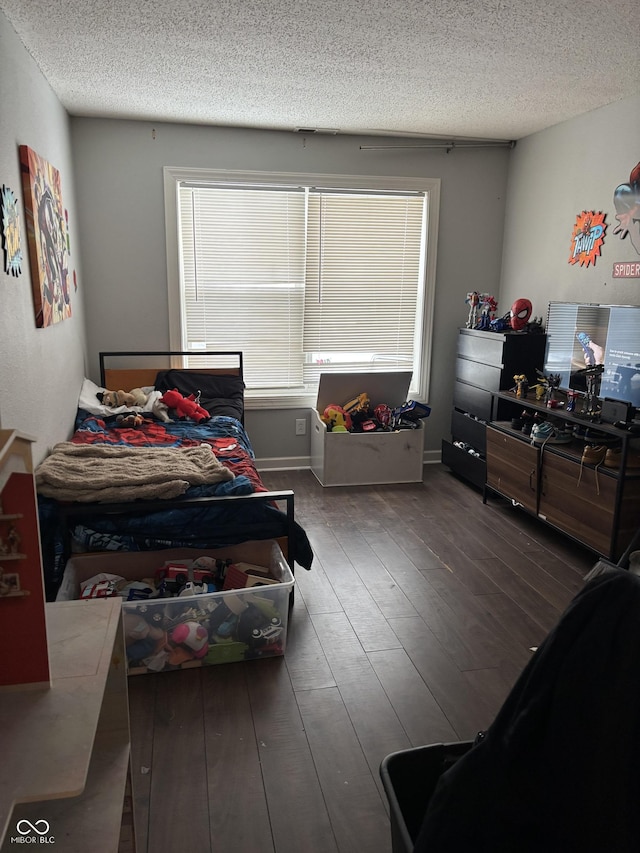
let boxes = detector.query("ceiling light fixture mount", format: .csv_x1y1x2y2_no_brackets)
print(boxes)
294,127,339,135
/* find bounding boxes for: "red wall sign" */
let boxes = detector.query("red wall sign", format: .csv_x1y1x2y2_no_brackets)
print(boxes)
612,261,640,278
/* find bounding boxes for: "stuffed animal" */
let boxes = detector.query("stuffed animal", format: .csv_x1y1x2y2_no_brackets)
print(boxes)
160,388,210,422
116,412,144,429
237,603,283,648
167,621,209,665
97,387,149,408
123,611,166,662
151,398,171,423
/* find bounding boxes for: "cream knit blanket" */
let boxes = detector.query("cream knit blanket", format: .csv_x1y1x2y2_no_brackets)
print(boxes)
35,442,234,502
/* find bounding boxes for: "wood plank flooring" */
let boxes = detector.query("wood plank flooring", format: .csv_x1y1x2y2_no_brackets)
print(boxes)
127,465,595,853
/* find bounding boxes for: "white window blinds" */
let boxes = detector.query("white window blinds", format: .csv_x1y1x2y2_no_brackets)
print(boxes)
177,180,428,399
302,190,425,386
179,185,307,389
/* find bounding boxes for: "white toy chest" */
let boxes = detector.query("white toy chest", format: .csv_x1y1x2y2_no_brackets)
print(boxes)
310,371,426,487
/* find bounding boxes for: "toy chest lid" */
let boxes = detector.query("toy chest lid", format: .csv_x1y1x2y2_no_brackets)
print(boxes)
315,371,413,414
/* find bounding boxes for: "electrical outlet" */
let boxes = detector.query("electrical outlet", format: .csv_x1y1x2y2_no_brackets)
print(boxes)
295,418,306,435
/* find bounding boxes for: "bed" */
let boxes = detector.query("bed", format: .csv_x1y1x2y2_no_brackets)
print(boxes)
37,351,313,601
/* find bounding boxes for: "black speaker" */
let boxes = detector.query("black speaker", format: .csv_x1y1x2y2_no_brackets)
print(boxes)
600,397,634,424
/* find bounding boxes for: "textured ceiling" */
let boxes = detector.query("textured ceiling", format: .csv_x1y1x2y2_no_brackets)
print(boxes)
1,0,639,141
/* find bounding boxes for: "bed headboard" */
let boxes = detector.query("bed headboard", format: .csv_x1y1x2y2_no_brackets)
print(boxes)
99,351,243,391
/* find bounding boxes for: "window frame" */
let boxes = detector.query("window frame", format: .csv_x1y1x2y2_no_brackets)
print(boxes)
164,167,440,409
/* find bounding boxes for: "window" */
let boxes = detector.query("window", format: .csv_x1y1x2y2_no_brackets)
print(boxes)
165,169,440,407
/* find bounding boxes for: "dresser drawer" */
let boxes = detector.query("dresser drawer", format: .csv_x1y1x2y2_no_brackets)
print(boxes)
453,380,493,421
486,428,539,513
457,330,505,366
538,452,615,555
451,409,486,454
441,439,486,489
455,356,503,391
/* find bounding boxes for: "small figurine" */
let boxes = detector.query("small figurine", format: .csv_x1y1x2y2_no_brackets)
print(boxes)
478,294,498,330
343,392,370,415
7,524,21,555
513,374,529,399
527,316,545,334
0,569,19,595
116,412,145,429
510,298,533,331
466,291,480,328
566,390,578,412
532,371,561,406
532,372,549,401
546,373,562,407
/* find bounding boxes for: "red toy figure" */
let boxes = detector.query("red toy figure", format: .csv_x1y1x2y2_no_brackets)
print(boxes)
160,388,210,422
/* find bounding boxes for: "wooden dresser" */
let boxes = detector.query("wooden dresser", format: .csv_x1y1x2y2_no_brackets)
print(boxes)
441,327,547,488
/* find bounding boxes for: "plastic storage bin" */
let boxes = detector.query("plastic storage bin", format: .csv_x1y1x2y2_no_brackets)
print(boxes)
57,540,294,675
380,741,473,853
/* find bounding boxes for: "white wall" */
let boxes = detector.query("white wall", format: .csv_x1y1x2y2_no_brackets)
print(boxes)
0,12,87,464
69,118,510,459
500,95,640,318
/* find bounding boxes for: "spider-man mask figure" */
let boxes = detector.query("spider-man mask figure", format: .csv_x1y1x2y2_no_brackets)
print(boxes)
510,298,532,331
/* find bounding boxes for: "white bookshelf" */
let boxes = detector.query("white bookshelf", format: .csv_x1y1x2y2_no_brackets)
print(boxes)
0,598,135,852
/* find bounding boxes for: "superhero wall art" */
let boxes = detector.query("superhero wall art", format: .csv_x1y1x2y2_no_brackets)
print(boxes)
1,184,22,277
612,160,640,279
19,145,71,327
568,210,607,267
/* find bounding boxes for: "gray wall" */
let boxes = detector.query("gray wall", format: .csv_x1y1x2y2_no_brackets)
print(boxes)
69,118,510,462
0,12,87,464
2,0,638,469
500,96,640,315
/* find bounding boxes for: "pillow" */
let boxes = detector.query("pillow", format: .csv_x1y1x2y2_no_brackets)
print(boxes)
77,377,157,417
154,370,245,420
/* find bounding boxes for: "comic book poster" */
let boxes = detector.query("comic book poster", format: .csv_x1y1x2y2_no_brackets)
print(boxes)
19,145,71,327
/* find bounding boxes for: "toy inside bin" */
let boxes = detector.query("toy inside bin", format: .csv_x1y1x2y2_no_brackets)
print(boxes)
380,741,473,853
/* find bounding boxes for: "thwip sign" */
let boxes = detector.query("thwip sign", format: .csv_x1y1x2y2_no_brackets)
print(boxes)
568,211,607,267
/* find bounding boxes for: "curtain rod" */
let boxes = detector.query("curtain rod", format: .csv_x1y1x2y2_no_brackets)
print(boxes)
360,140,516,151
181,182,424,196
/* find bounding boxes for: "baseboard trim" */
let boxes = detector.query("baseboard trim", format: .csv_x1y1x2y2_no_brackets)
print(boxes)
254,450,442,472
255,456,311,472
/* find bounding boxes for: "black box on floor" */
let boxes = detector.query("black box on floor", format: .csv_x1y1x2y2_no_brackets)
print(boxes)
380,741,473,853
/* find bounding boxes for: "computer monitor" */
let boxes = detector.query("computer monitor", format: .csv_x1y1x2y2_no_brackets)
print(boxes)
544,302,640,407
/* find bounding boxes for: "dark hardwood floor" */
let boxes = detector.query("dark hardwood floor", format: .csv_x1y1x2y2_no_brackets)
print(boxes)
127,464,595,853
